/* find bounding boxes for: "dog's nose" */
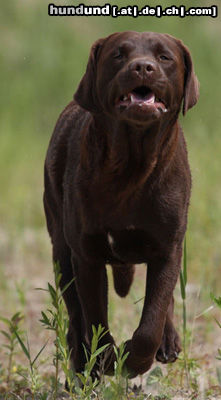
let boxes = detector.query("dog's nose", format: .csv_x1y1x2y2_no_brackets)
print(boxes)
129,59,157,76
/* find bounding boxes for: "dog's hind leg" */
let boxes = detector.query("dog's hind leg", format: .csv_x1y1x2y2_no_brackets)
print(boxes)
111,264,135,297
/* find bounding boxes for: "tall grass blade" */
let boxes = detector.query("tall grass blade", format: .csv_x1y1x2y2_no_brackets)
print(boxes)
183,236,187,285
31,340,48,367
60,277,75,298
13,330,31,362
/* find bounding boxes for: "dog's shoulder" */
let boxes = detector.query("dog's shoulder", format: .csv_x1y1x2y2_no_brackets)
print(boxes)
45,101,90,163
44,101,90,199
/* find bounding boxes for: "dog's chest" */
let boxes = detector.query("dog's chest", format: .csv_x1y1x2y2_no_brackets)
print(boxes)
80,193,179,264
81,224,156,264
105,226,154,264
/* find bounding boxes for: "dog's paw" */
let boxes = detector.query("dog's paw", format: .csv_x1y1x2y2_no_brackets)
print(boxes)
156,323,181,363
112,264,135,297
123,340,154,378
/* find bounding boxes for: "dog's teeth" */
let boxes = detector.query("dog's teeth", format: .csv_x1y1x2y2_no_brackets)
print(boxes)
122,95,127,101
131,94,136,103
150,96,155,103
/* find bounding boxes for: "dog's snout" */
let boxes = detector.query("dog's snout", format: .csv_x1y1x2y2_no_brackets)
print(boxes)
129,59,157,76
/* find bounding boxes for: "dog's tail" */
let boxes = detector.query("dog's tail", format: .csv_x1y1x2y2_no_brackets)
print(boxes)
111,264,135,297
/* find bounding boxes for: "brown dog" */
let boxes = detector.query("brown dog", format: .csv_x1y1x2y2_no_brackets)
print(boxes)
44,31,199,378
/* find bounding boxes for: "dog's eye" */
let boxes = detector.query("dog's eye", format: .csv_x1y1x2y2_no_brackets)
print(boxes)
113,50,123,60
159,54,170,61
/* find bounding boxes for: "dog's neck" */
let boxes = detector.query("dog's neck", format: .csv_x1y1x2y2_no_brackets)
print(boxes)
80,112,180,204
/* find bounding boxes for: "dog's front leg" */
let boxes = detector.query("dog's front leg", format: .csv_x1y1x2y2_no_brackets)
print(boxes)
124,246,182,377
73,257,115,374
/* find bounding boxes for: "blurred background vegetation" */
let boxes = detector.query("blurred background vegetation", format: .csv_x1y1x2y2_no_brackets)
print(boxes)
0,1,220,395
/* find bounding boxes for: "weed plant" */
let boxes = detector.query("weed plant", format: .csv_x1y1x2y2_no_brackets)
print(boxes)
0,247,220,399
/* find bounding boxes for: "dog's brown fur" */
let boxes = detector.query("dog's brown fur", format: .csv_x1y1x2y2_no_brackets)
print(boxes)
44,31,199,378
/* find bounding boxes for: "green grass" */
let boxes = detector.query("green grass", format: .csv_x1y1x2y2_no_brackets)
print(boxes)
0,0,221,398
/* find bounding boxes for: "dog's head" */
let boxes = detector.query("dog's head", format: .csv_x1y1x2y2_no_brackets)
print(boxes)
74,31,199,125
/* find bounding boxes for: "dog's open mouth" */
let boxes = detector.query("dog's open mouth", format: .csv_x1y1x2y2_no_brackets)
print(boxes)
116,86,167,113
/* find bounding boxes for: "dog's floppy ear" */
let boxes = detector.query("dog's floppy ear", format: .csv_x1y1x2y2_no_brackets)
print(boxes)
74,38,105,113
181,42,199,115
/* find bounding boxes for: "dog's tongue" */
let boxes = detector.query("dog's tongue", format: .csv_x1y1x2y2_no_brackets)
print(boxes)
130,91,155,104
